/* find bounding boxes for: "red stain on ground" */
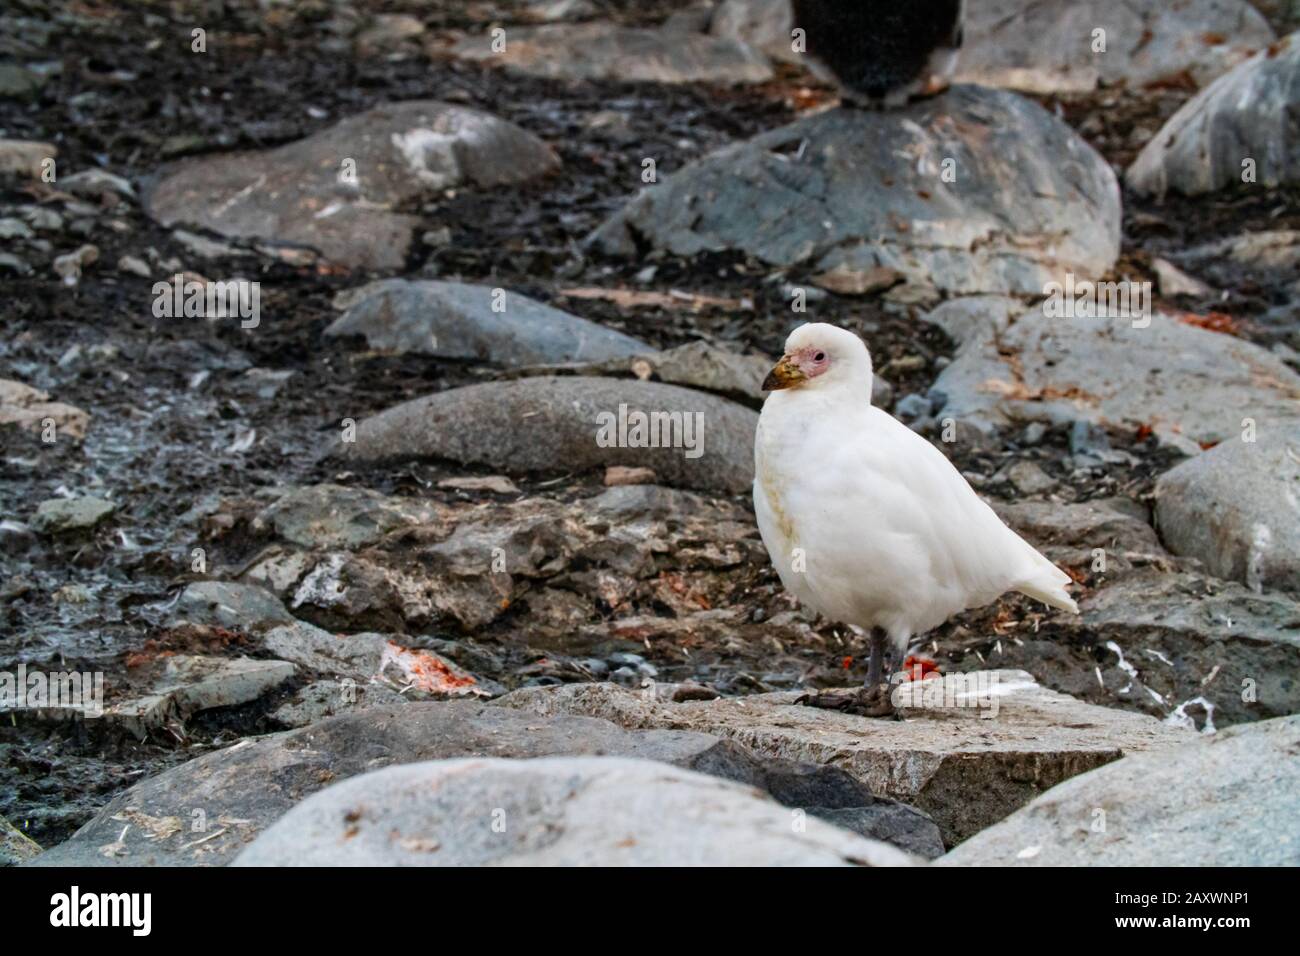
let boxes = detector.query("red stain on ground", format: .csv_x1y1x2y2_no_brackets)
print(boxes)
900,656,941,682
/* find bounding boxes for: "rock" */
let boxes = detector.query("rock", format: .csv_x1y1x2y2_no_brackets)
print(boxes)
930,303,1300,454
1000,460,1056,496
30,496,115,534
30,702,918,866
144,102,559,271
1173,229,1300,293
811,264,903,297
60,168,135,199
117,254,150,278
253,483,445,549
938,716,1300,866
590,87,1120,299
1050,569,1300,728
326,279,647,365
52,244,98,286
523,0,599,22
269,679,407,728
1155,424,1300,594
1,814,42,865
103,656,295,739
355,13,425,54
496,677,1193,844
512,340,776,405
958,0,1274,94
336,377,758,494
0,252,31,274
260,619,493,697
0,62,46,98
436,475,519,495
171,581,294,631
0,217,32,240
447,22,773,85
0,139,55,179
233,756,913,866
278,484,760,633
992,498,1163,577
1128,32,1300,197
604,465,657,486
709,0,797,63
1152,257,1213,298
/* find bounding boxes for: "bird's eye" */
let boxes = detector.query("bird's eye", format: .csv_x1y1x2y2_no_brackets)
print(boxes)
814,352,826,362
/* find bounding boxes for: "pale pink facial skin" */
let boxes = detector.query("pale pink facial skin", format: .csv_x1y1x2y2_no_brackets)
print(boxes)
787,345,832,380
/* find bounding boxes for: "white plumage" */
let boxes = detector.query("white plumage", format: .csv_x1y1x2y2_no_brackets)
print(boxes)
754,323,1077,679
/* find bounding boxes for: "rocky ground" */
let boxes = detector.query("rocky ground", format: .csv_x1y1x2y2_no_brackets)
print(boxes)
2,0,1299,865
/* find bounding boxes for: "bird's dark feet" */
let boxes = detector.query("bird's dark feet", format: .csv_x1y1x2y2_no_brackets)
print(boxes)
796,682,896,718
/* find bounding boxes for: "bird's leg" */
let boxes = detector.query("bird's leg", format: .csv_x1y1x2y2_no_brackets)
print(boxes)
865,628,887,688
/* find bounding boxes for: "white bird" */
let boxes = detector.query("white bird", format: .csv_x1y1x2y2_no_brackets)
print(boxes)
753,323,1077,710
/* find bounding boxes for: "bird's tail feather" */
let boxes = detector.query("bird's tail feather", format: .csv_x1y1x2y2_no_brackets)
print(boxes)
1015,563,1079,615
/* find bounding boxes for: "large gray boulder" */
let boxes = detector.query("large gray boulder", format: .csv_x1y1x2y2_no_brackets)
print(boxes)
28,702,931,866
710,0,1274,92
326,280,647,366
930,302,1300,454
447,21,773,85
959,0,1274,93
1155,423,1300,595
144,102,559,270
232,756,914,866
334,377,758,494
1048,569,1300,728
938,716,1300,866
1128,32,1300,197
496,677,1192,845
590,86,1120,300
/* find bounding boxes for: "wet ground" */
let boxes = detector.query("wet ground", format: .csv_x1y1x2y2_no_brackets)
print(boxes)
3,0,1299,848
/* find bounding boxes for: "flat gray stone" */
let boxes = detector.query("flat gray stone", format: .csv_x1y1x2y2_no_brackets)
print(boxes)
326,279,647,366
171,581,294,631
144,102,559,270
1128,32,1300,197
28,702,920,866
269,679,408,728
590,86,1120,299
335,376,758,494
252,483,446,549
0,139,55,180
938,716,1300,865
233,757,912,866
447,22,773,85
1,814,42,865
930,303,1300,454
496,677,1193,845
0,379,89,441
1155,422,1300,594
31,497,115,534
959,0,1274,93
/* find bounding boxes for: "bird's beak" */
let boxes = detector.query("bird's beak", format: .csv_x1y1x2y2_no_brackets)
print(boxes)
762,355,806,391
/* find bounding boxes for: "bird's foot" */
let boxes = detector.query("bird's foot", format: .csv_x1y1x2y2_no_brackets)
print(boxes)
796,682,896,718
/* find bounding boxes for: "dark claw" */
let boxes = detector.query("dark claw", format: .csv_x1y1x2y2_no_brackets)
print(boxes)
796,683,896,718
